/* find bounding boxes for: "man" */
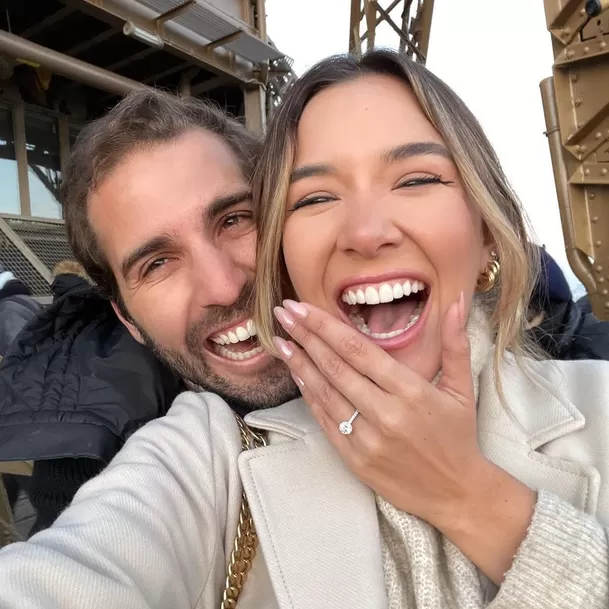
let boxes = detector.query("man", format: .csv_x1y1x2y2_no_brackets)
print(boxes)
0,90,296,538
527,247,609,361
62,89,295,411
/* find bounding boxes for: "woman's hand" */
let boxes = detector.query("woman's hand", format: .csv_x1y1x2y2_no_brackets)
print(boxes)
272,297,536,584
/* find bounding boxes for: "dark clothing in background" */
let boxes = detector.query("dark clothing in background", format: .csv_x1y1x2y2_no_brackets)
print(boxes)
0,278,183,535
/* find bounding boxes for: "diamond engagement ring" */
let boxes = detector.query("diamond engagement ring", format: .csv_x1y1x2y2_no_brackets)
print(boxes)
339,409,360,435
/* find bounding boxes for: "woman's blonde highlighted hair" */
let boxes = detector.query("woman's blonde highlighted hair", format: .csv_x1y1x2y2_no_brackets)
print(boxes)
253,50,538,380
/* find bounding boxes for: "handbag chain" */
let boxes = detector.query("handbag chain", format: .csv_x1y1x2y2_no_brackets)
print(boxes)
220,414,266,609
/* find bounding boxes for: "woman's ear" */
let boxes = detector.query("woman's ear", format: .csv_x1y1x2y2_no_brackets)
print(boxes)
479,243,495,274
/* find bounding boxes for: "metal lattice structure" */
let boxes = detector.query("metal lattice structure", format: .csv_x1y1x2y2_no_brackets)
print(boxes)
541,0,609,320
4,217,72,274
0,216,67,299
348,0,434,62
267,52,297,116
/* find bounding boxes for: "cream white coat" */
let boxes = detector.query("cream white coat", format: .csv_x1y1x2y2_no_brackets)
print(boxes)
0,353,608,608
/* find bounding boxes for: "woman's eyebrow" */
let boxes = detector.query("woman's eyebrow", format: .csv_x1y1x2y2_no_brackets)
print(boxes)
382,141,451,164
290,163,338,184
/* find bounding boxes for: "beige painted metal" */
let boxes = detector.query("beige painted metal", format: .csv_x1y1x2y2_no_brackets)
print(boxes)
11,102,30,217
543,0,609,319
0,30,149,97
78,0,269,83
349,0,434,63
244,84,266,133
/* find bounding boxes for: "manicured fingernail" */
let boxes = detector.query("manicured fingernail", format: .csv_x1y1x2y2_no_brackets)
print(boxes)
291,372,305,388
283,299,308,319
273,336,293,359
458,291,466,328
274,306,295,328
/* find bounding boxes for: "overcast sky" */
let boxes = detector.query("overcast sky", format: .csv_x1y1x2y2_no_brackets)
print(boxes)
266,0,585,297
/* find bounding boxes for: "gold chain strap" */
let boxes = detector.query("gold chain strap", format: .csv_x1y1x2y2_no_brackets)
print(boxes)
220,415,266,609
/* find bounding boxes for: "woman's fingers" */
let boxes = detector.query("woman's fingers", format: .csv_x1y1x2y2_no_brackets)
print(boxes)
272,337,369,445
273,305,389,421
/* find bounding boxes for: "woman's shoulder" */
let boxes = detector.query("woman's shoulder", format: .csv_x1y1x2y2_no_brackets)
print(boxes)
503,353,609,423
523,356,609,395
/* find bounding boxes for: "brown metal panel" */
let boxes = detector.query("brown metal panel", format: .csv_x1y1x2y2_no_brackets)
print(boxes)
543,0,609,318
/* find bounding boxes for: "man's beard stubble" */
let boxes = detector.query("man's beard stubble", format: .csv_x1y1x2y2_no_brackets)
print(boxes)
129,282,299,412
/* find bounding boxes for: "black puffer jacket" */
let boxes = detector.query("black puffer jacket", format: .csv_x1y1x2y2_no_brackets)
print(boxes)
0,279,183,533
529,299,609,361
0,269,41,356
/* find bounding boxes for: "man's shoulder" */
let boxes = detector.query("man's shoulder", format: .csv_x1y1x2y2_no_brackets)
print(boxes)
113,390,241,465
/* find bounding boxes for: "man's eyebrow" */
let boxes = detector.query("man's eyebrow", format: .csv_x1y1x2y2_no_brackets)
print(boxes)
204,189,252,223
382,141,452,164
290,163,338,184
119,190,251,280
120,234,177,280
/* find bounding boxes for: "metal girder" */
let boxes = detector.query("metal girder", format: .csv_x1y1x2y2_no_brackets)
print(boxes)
74,0,275,85
542,0,609,320
348,0,434,63
0,29,149,97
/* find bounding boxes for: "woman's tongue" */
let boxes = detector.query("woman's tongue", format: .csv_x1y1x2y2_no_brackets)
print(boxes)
363,299,418,334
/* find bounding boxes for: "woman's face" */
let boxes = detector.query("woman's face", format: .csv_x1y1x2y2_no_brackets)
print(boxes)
283,74,491,381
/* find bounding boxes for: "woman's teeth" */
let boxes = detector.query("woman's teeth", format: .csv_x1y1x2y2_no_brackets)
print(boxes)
341,279,425,306
340,279,427,340
349,300,424,339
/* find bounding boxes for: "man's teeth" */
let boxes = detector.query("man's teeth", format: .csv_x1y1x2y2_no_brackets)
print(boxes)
210,319,256,346
216,345,264,361
349,301,424,340
341,280,425,306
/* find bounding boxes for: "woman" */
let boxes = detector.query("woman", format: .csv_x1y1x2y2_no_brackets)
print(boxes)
253,50,609,607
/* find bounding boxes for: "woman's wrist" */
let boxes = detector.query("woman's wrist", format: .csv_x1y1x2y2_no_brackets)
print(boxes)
432,458,537,584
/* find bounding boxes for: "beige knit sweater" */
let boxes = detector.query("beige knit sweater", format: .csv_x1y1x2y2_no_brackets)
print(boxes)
377,307,493,608
376,308,609,609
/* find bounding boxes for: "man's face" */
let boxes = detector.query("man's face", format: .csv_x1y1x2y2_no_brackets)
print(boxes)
88,129,297,410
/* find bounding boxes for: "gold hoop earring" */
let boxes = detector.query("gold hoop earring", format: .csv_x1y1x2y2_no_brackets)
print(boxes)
477,251,500,293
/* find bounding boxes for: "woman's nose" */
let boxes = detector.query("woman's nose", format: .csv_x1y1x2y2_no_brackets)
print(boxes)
336,200,404,259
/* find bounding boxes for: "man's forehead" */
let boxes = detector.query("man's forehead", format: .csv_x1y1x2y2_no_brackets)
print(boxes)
88,131,249,265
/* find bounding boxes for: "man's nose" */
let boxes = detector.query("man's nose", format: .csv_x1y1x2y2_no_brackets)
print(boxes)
190,248,249,308
336,198,404,259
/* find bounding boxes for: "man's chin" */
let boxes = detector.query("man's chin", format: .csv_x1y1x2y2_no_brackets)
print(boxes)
194,353,299,412
136,324,298,411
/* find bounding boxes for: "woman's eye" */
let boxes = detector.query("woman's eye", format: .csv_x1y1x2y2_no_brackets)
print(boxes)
397,174,453,189
290,194,336,211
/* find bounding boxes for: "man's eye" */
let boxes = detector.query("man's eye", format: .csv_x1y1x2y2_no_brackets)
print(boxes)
142,258,168,277
221,212,253,230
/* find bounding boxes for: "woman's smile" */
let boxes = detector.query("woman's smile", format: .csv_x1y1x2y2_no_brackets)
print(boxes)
335,271,431,349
